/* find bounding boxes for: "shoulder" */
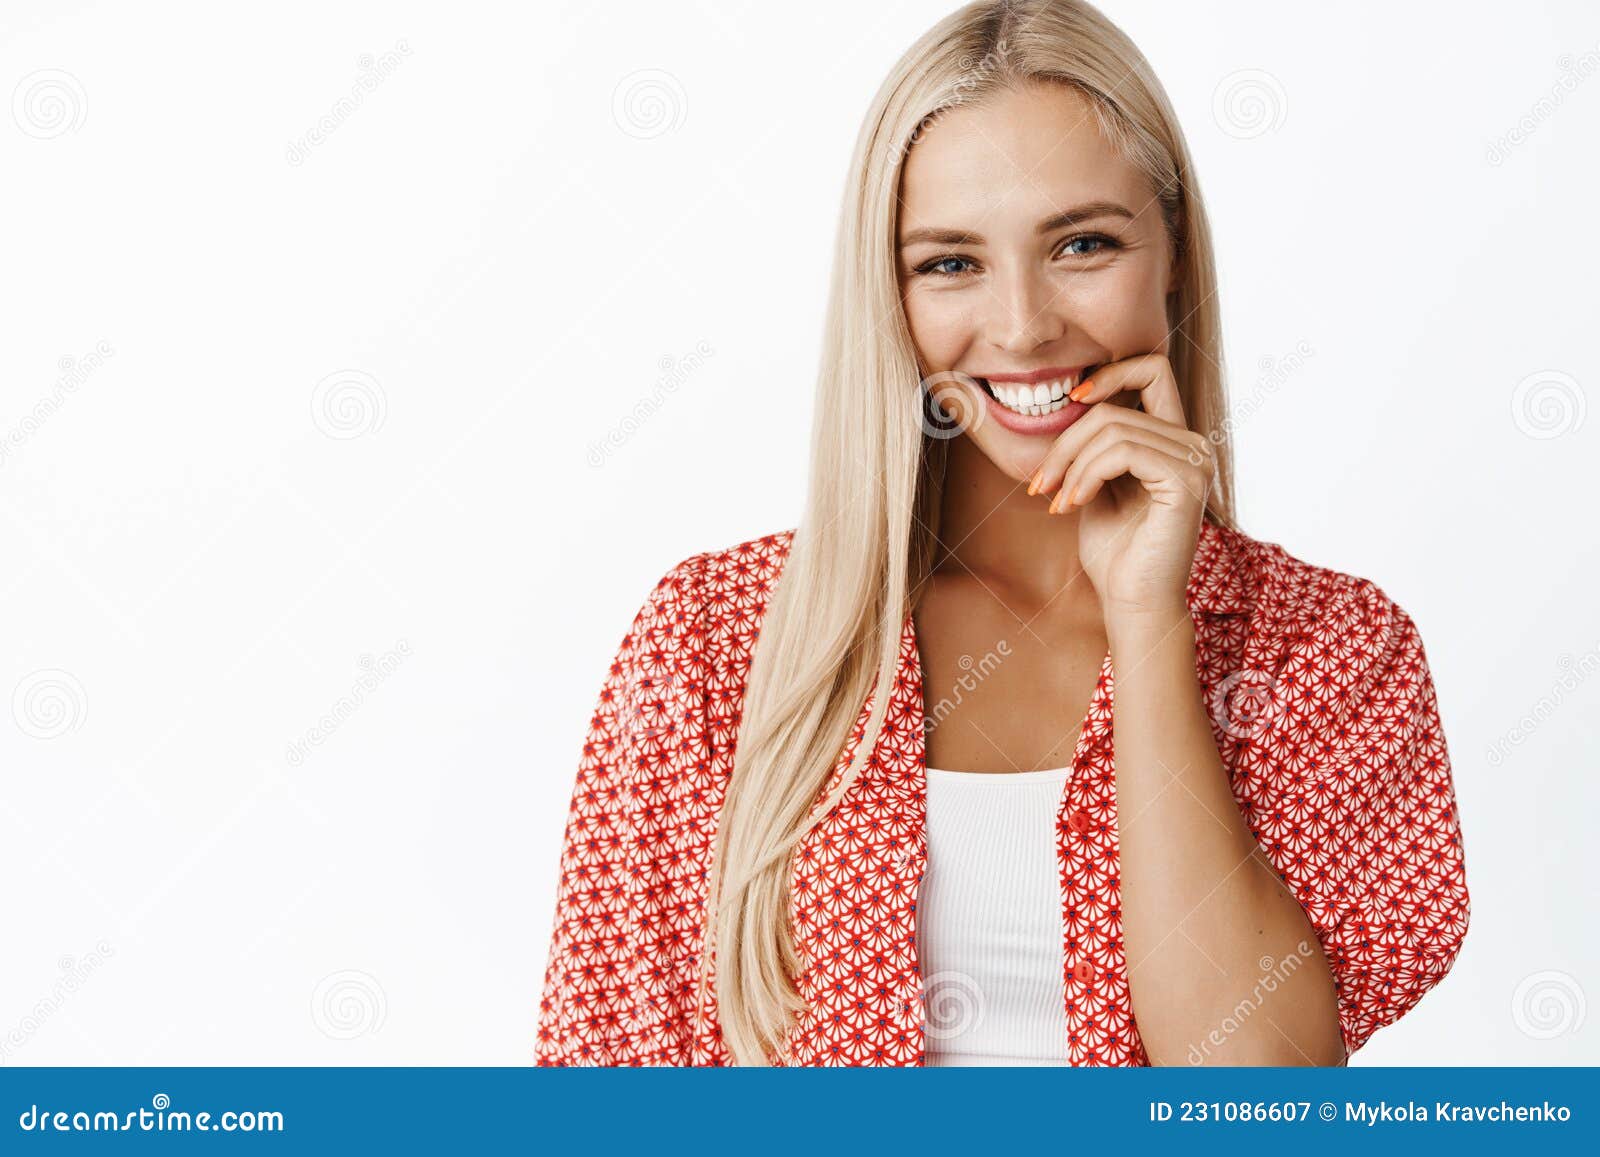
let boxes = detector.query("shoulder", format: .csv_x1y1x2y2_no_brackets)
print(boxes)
1202,520,1422,658
636,527,799,649
649,527,797,604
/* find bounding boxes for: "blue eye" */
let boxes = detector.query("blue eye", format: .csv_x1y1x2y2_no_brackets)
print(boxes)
915,255,973,277
910,234,1121,278
1060,234,1119,257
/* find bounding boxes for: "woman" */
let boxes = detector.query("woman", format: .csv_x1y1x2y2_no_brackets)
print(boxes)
536,0,1469,1067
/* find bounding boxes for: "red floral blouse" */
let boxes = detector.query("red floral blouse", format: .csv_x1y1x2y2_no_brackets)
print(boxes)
534,520,1470,1066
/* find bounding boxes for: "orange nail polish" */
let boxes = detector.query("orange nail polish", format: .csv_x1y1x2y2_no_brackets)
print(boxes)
1027,470,1041,496
1068,379,1091,402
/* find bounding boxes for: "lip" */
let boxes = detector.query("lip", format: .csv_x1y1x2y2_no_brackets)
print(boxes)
979,364,1092,385
979,383,1093,436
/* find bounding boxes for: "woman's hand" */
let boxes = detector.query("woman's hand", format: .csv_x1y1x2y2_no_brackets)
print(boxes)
1025,352,1215,625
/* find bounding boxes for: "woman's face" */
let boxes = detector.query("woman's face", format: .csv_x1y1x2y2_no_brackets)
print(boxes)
897,79,1179,483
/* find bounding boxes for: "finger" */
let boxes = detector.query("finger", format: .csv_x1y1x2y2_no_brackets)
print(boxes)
1044,422,1197,512
1066,353,1186,428
1053,439,1212,513
1028,404,1206,499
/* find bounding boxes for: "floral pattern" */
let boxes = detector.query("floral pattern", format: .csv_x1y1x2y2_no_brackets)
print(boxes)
534,520,1469,1065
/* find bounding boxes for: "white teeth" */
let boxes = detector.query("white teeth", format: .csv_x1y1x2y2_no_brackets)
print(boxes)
987,374,1080,417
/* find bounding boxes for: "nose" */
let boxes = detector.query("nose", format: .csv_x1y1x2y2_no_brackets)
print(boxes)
985,265,1067,353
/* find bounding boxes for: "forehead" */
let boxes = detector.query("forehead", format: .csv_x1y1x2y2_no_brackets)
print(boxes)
898,81,1150,234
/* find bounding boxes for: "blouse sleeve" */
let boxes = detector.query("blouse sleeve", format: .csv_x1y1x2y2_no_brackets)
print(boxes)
1239,580,1470,1059
534,557,697,1066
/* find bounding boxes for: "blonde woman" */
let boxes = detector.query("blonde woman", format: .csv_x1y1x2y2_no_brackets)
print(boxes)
536,0,1469,1067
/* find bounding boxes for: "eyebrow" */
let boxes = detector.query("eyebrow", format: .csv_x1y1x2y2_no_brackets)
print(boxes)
898,200,1136,248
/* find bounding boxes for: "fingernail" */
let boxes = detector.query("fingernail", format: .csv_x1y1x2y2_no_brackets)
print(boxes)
1027,470,1042,496
1068,379,1091,402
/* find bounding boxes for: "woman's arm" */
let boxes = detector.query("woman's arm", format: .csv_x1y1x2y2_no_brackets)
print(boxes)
1033,354,1467,1064
1034,352,1344,1065
1108,605,1345,1066
535,556,702,1066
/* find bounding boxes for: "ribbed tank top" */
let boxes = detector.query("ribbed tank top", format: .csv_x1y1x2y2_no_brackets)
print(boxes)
916,765,1072,1066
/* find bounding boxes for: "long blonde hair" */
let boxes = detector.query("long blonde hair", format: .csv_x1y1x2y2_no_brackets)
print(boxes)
694,0,1238,1064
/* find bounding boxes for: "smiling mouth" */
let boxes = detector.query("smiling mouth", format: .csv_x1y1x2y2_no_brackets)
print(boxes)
976,369,1089,417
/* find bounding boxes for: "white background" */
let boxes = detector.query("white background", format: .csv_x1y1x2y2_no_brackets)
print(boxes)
2,0,1595,1066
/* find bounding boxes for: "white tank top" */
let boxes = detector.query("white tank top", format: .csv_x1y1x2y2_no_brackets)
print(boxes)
916,765,1072,1066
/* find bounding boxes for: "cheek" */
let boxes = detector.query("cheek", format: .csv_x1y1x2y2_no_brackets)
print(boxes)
901,288,974,368
1057,266,1171,352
